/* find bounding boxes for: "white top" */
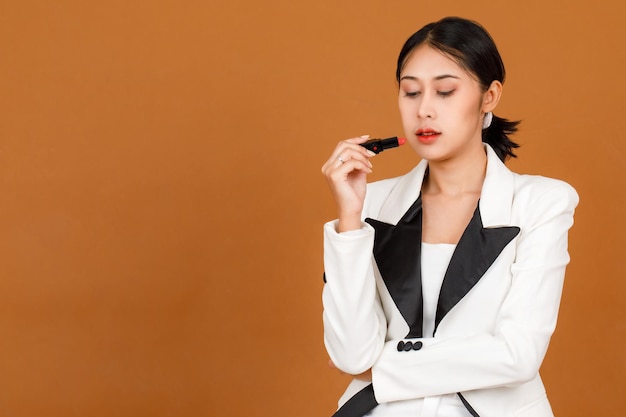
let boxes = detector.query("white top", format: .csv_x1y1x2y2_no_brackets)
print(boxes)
421,242,455,338
366,242,471,417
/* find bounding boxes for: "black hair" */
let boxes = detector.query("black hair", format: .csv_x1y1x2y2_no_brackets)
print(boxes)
396,16,520,162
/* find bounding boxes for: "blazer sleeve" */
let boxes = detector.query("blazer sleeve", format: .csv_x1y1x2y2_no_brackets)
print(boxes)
322,220,387,374
371,179,579,403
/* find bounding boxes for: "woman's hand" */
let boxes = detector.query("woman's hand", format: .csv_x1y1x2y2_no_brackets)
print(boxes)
328,359,372,382
321,135,376,232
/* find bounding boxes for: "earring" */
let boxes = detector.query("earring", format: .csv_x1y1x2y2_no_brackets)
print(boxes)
482,111,493,129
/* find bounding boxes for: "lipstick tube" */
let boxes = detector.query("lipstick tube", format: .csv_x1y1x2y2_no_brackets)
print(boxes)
360,137,406,154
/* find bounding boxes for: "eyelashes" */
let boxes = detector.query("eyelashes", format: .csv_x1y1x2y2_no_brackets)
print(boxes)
403,89,456,98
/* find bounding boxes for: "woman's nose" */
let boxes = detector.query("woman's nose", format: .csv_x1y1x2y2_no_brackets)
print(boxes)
416,94,434,119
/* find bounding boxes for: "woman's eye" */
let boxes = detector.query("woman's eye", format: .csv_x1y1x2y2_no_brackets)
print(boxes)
404,91,420,98
438,90,455,97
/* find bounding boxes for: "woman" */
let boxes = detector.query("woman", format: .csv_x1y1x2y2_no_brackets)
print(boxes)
321,17,578,417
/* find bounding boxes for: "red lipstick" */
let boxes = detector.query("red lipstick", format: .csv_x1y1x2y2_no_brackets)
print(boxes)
360,136,406,154
416,128,440,144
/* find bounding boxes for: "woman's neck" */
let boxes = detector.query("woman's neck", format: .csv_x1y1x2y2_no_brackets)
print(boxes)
422,144,487,198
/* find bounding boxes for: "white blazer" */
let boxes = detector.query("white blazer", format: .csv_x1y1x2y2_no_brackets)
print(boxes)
322,144,579,417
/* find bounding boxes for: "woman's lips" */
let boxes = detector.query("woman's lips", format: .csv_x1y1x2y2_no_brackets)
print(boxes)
416,128,441,144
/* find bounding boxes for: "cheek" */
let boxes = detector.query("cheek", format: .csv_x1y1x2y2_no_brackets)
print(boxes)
397,99,413,119
449,99,480,124
398,107,414,130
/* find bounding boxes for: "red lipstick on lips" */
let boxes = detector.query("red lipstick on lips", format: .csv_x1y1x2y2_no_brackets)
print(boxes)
416,128,441,144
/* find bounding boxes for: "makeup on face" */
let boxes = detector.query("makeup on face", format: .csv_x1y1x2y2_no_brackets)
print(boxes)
415,128,441,144
360,137,406,154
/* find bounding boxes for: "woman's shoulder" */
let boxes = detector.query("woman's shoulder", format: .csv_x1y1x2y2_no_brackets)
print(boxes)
513,173,578,200
511,173,579,217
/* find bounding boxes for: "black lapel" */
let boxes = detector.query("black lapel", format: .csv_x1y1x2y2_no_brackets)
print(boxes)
434,204,520,334
458,393,481,417
331,384,378,417
365,196,424,338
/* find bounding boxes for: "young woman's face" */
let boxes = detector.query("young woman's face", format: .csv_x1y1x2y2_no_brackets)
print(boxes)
398,44,486,162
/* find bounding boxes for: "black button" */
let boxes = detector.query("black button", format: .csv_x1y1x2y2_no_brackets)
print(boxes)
398,340,423,352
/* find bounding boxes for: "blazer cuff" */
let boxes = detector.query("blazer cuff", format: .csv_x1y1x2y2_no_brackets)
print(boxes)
324,219,374,238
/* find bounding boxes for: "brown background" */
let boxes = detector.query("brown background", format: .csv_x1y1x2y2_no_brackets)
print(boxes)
0,0,624,416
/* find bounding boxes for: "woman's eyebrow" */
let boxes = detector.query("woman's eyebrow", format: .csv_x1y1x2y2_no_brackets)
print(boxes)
400,74,461,81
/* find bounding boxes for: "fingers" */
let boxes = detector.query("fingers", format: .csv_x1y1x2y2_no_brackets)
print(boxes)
334,135,376,166
321,135,376,176
327,151,372,177
321,135,376,225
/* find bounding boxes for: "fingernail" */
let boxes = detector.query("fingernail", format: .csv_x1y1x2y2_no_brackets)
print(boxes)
367,150,376,157
360,134,370,139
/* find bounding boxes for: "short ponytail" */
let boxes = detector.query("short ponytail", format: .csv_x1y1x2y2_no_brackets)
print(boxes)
483,114,520,162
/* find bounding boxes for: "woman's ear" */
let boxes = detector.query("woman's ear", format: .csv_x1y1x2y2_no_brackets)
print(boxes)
482,80,502,113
